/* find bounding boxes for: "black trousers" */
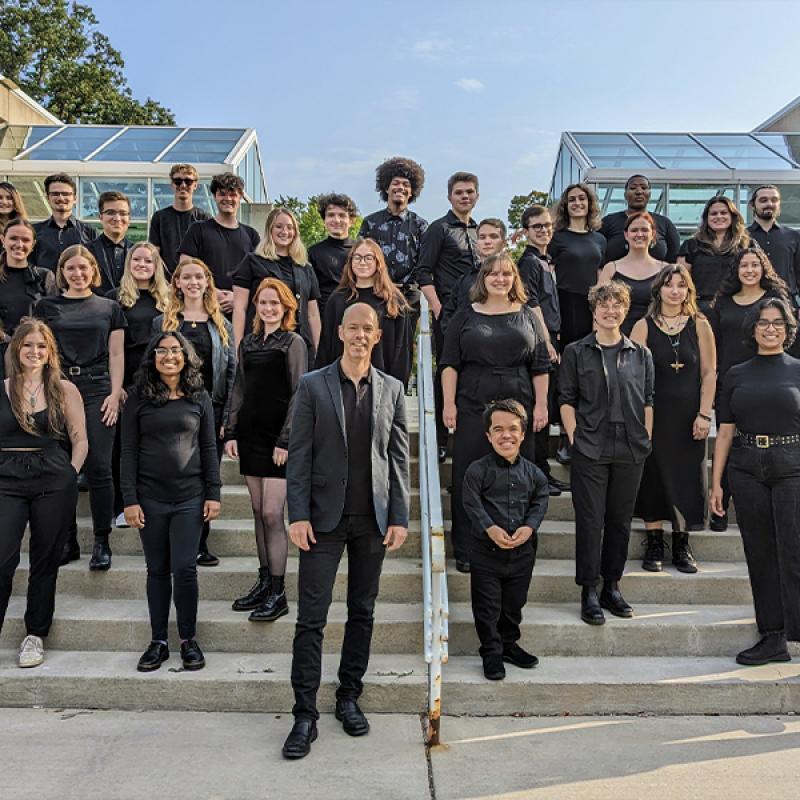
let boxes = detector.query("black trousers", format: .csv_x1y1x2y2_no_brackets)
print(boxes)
470,544,536,659
198,402,225,553
138,495,204,641
728,442,800,641
291,514,386,720
571,425,645,586
402,284,421,391
0,448,77,637
432,314,449,449
533,347,559,477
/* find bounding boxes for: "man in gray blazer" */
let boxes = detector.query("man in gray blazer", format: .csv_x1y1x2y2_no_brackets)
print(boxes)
283,303,410,760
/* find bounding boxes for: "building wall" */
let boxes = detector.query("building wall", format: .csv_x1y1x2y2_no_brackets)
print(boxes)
759,107,800,133
0,78,60,126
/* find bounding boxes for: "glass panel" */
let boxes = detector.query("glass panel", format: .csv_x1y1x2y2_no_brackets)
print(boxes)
741,185,800,226
21,126,120,160
160,128,246,162
551,149,564,200
634,134,724,169
151,180,215,215
91,127,181,162
79,177,148,221
254,146,266,203
595,183,666,216
560,149,570,193
0,125,62,159
667,185,734,227
753,134,800,166
695,134,795,170
8,175,49,219
572,133,657,169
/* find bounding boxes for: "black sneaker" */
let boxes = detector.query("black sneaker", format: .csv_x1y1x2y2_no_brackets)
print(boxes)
482,656,506,681
180,639,205,670
502,643,539,669
137,641,169,672
196,550,219,567
736,633,791,666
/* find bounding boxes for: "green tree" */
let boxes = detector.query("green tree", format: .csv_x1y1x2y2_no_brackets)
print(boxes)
274,194,363,250
0,0,174,124
507,189,549,232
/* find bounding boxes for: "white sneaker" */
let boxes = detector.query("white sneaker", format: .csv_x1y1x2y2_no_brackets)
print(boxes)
115,512,130,528
18,635,44,668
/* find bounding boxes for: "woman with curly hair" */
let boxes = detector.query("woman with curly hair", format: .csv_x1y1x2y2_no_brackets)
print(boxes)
153,259,234,565
0,319,87,669
122,330,221,672
678,195,751,315
315,238,411,384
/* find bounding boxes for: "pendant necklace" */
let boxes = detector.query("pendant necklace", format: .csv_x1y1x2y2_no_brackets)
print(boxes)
665,325,684,372
24,382,44,407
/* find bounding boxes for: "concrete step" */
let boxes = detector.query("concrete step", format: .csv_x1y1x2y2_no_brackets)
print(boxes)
15,555,754,607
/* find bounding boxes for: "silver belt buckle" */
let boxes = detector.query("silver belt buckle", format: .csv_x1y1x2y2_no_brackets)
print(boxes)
68,366,81,376
756,435,770,449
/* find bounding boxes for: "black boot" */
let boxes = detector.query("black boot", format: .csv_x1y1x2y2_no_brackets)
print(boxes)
599,580,634,618
672,532,698,574
59,534,81,566
580,585,605,625
736,632,791,666
642,530,665,572
249,576,289,622
89,537,112,571
232,566,271,611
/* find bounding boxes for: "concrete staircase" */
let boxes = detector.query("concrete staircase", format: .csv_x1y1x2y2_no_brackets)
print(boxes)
2,400,800,716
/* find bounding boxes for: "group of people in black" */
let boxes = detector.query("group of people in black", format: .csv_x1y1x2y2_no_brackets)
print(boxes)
1,161,800,758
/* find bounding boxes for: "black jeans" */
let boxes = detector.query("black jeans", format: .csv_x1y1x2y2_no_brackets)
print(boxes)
198,402,225,554
728,442,800,641
291,514,386,720
470,543,536,660
0,448,77,637
534,348,559,477
70,379,115,541
138,495,204,641
571,424,645,586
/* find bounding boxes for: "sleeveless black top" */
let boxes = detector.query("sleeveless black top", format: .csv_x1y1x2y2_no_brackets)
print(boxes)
0,383,59,448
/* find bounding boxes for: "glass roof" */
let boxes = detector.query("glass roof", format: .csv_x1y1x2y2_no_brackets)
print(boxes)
91,127,181,162
161,128,247,162
569,132,800,172
21,126,119,160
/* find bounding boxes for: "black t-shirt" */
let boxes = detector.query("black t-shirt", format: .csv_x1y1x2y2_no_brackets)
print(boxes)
308,236,354,312
107,290,160,387
178,218,260,290
678,238,742,302
600,211,681,263
717,353,800,434
149,206,210,275
0,265,56,334
549,230,607,295
33,293,127,368
600,340,626,422
180,320,214,394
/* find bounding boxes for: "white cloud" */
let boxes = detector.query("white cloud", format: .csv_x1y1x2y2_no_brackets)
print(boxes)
413,38,453,60
455,78,485,93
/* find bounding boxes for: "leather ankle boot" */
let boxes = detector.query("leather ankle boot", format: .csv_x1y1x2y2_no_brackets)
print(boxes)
736,632,791,666
249,576,289,622
89,537,111,571
642,531,665,572
580,586,605,625
599,580,634,618
672,532,698,574
232,567,271,611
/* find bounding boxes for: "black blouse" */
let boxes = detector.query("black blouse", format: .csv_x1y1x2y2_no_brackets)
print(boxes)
549,229,606,295
0,264,57,335
679,238,745,301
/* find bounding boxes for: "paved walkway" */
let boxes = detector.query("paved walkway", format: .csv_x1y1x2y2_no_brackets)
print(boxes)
4,708,800,799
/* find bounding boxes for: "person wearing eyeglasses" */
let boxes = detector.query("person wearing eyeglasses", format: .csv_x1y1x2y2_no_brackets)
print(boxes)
87,191,134,294
32,173,97,270
148,164,209,276
711,297,800,666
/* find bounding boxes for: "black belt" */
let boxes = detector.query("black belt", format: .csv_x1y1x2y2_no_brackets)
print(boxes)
63,364,109,378
736,431,800,448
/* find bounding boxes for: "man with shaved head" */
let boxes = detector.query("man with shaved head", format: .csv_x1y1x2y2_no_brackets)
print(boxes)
283,302,410,759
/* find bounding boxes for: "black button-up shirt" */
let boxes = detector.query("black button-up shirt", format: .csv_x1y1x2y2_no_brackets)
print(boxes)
339,363,374,515
517,245,561,335
359,208,429,285
88,233,134,293
462,451,549,556
747,221,800,297
416,210,480,301
32,215,98,270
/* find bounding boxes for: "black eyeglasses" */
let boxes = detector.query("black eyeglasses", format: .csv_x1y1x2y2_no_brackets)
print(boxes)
172,178,196,187
755,319,787,330
525,223,553,232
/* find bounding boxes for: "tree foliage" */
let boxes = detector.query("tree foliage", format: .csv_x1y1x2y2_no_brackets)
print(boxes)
275,195,363,250
0,0,174,124
507,189,550,232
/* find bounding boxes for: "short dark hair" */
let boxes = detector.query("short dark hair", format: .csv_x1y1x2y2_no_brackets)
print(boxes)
483,398,528,433
209,172,245,195
749,184,780,207
447,171,479,195
44,173,76,194
743,296,797,351
520,205,550,229
98,191,130,212
316,193,358,219
375,157,425,203
588,280,631,313
477,217,507,237
624,174,651,190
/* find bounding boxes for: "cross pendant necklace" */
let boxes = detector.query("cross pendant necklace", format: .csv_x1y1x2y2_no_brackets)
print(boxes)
671,360,685,372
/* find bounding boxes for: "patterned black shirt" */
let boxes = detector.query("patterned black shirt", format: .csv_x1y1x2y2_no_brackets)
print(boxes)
359,208,428,285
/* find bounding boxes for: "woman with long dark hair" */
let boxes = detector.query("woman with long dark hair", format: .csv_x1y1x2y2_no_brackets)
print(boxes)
34,245,126,571
122,331,221,672
315,238,411,385
677,195,751,315
711,297,800,665
153,259,234,566
631,265,716,573
441,252,550,572
0,319,87,668
225,278,306,621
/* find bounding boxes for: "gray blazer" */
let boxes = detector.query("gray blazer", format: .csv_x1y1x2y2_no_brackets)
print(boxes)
287,361,410,535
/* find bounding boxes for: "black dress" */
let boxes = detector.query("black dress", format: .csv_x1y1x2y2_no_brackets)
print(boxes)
315,286,411,386
635,318,706,531
225,330,306,478
440,305,551,558
610,268,660,336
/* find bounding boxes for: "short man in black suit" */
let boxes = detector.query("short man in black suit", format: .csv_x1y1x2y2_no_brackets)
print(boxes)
283,302,410,759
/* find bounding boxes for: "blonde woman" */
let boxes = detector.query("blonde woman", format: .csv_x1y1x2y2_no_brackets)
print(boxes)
153,259,234,566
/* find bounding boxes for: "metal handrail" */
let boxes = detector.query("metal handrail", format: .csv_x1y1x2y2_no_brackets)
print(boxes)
416,293,449,746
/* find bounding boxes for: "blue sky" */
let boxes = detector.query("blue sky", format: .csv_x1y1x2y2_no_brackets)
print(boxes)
89,0,800,222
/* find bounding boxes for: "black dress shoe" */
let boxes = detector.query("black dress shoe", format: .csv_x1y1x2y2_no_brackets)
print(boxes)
137,641,169,672
59,540,81,566
89,538,111,571
196,550,219,567
548,476,571,493
709,512,728,532
180,639,205,670
547,481,562,497
502,643,539,669
232,571,271,611
455,560,471,574
335,698,370,736
580,586,605,625
599,581,634,618
249,591,289,622
283,718,318,759
736,633,791,666
482,656,506,680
